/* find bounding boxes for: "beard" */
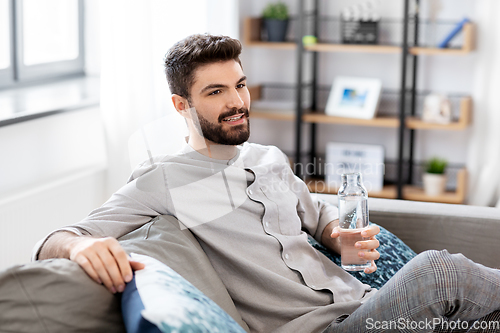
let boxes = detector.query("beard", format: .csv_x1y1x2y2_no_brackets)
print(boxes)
193,107,250,146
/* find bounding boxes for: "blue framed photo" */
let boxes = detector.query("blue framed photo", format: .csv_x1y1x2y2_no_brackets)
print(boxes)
325,76,382,119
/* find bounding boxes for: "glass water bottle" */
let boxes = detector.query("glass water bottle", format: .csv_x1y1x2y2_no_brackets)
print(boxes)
338,172,371,271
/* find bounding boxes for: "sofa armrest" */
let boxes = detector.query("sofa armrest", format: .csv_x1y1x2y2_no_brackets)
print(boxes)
314,194,500,268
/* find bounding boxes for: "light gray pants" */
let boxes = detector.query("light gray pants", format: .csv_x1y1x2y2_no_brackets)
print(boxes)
324,250,500,333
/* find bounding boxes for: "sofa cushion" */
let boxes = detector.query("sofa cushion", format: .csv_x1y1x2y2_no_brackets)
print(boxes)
121,253,246,333
0,215,413,332
0,214,249,333
0,258,125,333
117,215,249,331
309,224,417,289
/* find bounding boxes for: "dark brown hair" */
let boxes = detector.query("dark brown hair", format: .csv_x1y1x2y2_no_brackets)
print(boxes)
164,34,242,100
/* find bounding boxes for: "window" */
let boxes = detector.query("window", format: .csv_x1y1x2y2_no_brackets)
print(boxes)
0,0,84,89
0,0,13,86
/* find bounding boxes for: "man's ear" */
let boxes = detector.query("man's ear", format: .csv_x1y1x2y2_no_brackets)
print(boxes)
171,94,191,119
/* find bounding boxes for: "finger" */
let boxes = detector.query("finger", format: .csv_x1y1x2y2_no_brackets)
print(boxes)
361,225,380,237
96,249,126,293
73,254,102,285
359,249,380,261
107,241,133,283
364,260,377,274
330,227,340,239
355,239,380,250
130,260,145,271
85,251,115,293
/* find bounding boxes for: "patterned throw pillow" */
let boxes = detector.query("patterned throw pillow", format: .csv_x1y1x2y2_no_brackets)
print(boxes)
122,226,415,331
121,253,246,333
308,224,417,289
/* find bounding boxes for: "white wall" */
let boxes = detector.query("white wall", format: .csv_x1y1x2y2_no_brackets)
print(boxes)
241,0,478,169
0,166,107,269
0,108,106,195
0,108,108,269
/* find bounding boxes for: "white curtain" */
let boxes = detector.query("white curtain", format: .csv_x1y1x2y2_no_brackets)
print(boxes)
99,0,239,196
467,0,500,207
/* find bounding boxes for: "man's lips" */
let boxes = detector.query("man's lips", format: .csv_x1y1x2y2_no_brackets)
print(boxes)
222,113,245,122
218,108,250,124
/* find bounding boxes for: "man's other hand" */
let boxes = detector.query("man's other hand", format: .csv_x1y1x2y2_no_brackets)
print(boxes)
68,236,145,293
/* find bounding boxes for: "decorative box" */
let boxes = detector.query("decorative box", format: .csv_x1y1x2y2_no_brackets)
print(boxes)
341,19,379,44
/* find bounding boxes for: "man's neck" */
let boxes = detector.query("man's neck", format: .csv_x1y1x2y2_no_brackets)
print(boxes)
187,136,238,160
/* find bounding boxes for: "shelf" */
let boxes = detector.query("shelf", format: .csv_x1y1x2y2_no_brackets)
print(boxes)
410,47,471,55
250,107,399,127
243,17,297,50
306,169,467,204
304,43,400,54
403,169,467,204
244,9,473,205
248,85,262,100
250,85,471,131
251,108,295,121
250,84,400,127
409,23,475,55
244,18,475,55
403,186,464,204
406,97,471,130
245,41,297,50
303,112,399,128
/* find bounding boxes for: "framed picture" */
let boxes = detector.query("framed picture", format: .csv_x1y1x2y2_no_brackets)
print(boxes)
325,76,382,119
422,93,452,124
325,142,385,192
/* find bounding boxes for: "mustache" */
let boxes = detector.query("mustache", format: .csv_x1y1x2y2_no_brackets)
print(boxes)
218,107,250,123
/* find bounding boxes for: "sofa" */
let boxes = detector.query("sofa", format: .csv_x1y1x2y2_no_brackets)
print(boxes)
0,195,499,332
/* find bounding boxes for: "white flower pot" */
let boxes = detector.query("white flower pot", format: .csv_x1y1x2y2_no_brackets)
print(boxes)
423,173,447,196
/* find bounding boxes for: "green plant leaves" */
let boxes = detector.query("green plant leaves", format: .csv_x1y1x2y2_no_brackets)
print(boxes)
425,157,448,174
262,2,288,20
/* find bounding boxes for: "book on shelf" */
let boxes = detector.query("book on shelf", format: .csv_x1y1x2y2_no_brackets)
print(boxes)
438,18,470,48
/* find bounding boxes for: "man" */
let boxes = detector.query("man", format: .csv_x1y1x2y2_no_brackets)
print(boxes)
36,34,500,333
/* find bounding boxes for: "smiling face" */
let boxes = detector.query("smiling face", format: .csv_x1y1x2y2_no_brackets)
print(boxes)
186,60,251,146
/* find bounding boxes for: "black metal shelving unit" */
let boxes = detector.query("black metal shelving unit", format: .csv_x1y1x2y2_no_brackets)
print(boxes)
245,0,472,203
293,0,420,199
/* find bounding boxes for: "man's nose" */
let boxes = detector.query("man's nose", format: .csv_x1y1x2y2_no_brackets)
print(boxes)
226,88,245,109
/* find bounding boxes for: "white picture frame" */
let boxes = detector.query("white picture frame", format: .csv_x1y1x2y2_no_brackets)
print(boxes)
325,76,382,119
325,142,385,193
422,93,452,124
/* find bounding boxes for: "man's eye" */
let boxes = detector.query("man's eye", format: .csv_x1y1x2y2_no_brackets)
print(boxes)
237,83,246,89
209,90,221,95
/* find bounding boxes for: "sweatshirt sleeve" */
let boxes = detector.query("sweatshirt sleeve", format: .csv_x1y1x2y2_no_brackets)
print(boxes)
293,173,339,243
278,151,339,243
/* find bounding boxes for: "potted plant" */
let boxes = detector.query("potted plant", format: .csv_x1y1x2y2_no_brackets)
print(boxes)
262,2,289,42
422,157,448,196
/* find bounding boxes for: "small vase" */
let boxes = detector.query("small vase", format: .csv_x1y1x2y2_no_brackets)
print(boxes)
422,173,446,196
264,19,289,42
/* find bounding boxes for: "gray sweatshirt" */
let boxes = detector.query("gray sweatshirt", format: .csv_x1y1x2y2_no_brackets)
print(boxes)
34,142,375,333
